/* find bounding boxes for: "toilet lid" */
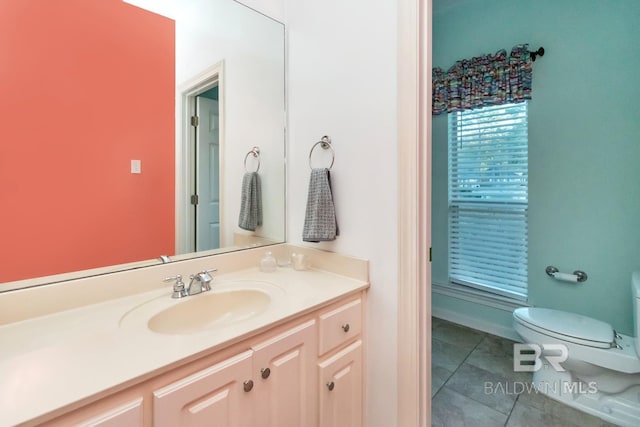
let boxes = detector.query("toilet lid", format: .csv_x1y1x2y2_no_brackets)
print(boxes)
513,307,615,349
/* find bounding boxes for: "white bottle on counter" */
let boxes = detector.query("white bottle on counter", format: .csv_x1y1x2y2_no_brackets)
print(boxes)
260,251,277,272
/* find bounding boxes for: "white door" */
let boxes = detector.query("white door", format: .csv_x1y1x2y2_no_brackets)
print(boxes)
196,95,220,251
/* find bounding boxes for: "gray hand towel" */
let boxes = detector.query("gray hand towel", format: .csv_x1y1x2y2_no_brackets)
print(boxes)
238,172,262,231
303,168,339,242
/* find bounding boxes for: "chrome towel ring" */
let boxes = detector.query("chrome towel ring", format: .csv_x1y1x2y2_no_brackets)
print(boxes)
308,136,335,170
244,146,260,172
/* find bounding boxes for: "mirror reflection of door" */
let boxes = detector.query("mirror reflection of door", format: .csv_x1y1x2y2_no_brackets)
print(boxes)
194,87,220,251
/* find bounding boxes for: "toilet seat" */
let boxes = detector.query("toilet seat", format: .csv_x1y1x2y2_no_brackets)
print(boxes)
513,307,615,349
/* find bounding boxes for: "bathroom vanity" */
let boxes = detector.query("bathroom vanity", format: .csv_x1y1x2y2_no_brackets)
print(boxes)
0,245,368,426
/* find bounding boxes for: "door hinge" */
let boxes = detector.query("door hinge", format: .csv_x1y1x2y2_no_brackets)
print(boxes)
190,115,199,127
191,194,199,205
429,247,432,262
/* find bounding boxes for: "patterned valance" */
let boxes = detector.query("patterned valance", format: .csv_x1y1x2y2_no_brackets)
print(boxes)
432,44,533,115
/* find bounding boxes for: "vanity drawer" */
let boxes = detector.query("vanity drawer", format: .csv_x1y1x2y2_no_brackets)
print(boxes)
318,297,362,355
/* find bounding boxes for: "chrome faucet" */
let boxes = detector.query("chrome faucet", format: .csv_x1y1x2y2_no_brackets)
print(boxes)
163,269,217,298
187,269,217,295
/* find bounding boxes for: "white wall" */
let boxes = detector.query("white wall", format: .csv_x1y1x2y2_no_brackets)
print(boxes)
144,0,402,423
283,1,399,426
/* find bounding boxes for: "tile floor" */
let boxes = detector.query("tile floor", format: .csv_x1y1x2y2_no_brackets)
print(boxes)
431,317,617,427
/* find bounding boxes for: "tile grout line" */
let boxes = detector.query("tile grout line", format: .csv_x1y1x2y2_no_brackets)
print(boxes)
502,392,523,427
433,334,495,407
445,334,520,420
430,336,458,400
461,334,528,425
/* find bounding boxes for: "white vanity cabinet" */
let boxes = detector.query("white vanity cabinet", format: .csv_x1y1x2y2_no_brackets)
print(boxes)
38,291,365,427
150,294,365,427
152,319,318,427
150,296,365,427
317,297,364,427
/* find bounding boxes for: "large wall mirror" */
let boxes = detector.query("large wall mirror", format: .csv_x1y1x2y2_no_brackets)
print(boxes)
0,0,285,289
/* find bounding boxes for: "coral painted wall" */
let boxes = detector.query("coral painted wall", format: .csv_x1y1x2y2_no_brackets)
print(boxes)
0,0,175,283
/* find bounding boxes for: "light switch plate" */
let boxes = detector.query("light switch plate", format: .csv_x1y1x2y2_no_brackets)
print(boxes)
131,159,141,174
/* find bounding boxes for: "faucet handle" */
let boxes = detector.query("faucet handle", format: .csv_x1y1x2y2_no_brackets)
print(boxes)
193,269,217,292
163,275,188,299
200,269,218,282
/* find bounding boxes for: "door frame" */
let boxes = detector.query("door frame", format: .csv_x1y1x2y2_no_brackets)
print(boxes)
397,0,431,426
176,61,226,254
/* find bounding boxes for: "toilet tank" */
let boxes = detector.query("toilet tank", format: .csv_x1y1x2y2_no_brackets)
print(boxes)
633,272,640,356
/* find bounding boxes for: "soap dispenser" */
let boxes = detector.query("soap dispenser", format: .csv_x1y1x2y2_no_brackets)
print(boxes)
260,251,277,272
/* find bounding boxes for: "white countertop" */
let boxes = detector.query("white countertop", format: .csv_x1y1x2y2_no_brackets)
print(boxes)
0,267,368,426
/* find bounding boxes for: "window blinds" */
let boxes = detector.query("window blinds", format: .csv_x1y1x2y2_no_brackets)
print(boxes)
448,102,528,300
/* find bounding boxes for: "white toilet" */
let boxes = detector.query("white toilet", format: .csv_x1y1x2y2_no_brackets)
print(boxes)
512,272,640,426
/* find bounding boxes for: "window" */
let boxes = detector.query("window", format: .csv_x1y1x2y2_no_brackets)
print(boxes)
448,102,528,300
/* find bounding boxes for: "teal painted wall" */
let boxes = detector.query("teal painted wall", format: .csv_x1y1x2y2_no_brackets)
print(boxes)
432,0,640,335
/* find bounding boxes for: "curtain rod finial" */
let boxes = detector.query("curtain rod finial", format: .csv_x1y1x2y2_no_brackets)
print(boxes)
530,46,545,62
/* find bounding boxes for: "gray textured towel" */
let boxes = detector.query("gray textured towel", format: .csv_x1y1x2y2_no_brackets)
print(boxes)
238,172,262,231
303,168,339,242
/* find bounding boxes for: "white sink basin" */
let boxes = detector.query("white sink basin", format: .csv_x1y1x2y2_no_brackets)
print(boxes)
119,280,283,335
148,289,270,334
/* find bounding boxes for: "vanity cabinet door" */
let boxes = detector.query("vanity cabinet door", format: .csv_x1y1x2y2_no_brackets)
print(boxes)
46,397,144,427
153,350,254,427
251,319,318,427
75,398,143,427
318,340,363,427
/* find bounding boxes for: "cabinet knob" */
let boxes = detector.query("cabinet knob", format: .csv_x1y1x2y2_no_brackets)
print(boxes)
261,367,271,379
326,381,335,391
341,323,350,333
243,380,254,392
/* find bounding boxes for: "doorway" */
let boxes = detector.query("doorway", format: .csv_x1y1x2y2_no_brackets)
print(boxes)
180,63,225,253
193,88,220,251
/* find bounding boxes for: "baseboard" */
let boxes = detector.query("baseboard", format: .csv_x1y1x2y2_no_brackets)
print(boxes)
432,306,522,342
